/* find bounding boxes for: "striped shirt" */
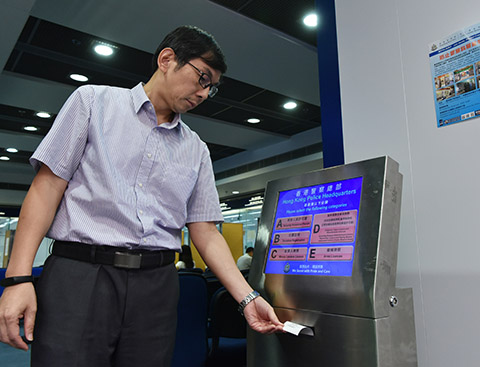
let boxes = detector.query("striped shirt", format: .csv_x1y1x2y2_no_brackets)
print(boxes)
31,83,223,251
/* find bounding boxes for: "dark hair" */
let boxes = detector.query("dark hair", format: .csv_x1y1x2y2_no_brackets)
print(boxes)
179,245,194,269
152,25,227,76
246,247,254,254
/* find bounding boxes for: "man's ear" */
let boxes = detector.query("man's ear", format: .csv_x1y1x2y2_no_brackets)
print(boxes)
157,48,176,73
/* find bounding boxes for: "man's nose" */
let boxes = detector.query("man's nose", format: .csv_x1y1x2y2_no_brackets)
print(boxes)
196,87,210,100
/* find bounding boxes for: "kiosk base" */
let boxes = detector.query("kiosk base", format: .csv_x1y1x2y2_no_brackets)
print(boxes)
248,288,417,367
247,157,418,367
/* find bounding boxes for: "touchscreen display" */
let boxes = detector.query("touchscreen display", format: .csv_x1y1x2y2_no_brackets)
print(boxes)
264,177,363,277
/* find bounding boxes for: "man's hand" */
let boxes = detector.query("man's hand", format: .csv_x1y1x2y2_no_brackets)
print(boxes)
0,283,37,351
243,296,283,334
187,222,284,335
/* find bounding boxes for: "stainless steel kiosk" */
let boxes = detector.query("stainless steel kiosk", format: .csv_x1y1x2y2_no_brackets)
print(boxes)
248,156,417,367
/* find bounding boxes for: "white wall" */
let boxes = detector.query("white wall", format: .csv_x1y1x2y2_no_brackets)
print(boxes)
336,0,480,366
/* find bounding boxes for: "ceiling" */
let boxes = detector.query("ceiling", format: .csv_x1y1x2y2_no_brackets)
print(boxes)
0,0,322,216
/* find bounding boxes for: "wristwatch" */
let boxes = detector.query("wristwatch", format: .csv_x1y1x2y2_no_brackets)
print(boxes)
238,290,260,315
0,275,35,287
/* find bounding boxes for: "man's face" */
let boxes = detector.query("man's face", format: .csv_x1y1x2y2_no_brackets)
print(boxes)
163,57,221,114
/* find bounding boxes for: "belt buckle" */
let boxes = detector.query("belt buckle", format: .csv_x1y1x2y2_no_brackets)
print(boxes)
113,252,142,269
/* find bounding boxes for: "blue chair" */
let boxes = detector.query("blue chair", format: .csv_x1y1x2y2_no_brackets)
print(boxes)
0,268,6,297
32,266,43,278
178,267,204,274
171,272,209,367
207,287,247,363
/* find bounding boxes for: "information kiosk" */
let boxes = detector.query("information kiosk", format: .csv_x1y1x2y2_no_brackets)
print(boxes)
248,156,417,367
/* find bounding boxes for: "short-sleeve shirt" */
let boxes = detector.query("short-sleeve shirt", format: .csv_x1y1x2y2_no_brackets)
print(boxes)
31,83,223,251
236,254,252,270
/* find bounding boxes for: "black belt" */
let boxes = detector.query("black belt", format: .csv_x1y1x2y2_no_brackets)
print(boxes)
52,241,175,269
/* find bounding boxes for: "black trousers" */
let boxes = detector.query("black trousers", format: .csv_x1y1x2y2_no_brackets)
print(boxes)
31,254,179,367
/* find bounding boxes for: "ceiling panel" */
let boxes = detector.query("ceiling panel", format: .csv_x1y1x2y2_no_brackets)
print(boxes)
215,77,264,101
206,143,245,161
17,16,153,79
7,52,139,88
212,107,308,135
0,148,31,165
5,16,320,141
0,103,54,135
210,0,317,47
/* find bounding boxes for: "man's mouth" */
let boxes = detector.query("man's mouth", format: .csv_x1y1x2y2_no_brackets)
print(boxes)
186,99,196,109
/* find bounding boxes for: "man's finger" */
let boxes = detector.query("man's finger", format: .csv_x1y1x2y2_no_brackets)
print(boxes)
5,318,28,351
23,309,36,342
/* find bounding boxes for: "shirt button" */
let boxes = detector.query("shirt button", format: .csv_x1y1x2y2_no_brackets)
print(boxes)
139,210,144,215
143,238,147,243
147,153,152,158
138,183,143,188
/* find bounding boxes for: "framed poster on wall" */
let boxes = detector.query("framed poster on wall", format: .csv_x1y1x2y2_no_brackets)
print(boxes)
429,22,480,127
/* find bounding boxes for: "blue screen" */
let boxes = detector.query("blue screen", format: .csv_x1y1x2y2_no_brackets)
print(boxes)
264,177,363,277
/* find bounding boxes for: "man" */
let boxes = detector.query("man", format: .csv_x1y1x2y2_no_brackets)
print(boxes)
237,247,254,270
0,26,283,366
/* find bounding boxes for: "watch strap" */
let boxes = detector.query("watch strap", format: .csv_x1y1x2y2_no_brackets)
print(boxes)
0,275,35,288
238,290,260,315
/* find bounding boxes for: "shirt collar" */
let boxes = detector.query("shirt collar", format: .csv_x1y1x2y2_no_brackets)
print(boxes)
131,82,150,113
131,82,182,129
165,113,182,129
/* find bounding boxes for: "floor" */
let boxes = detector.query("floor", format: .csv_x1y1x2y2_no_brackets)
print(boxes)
0,341,30,367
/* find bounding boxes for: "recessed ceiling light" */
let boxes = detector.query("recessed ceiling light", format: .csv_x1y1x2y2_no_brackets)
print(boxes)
94,44,114,56
0,156,10,161
303,13,318,28
0,212,5,216
6,148,18,153
283,101,297,110
232,191,240,194
24,126,38,132
70,73,89,82
247,118,261,124
36,111,51,118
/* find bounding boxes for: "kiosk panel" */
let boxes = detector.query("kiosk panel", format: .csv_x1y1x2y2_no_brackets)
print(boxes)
265,176,363,277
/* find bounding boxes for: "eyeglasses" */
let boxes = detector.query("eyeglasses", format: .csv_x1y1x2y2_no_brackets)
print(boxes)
187,62,219,98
